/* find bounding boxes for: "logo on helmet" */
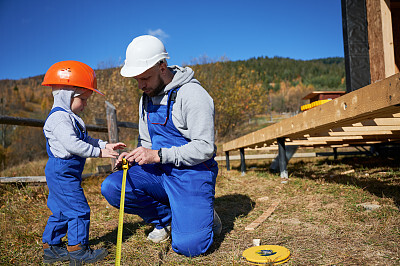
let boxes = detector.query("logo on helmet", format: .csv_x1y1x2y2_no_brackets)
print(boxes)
58,68,71,80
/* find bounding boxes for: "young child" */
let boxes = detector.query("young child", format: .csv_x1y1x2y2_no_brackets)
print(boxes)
41,60,126,264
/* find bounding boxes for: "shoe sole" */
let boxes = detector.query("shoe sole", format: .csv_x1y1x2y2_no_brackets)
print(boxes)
147,235,170,243
43,255,70,264
69,250,108,266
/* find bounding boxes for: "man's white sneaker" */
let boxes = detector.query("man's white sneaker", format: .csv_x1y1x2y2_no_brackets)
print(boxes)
147,226,171,243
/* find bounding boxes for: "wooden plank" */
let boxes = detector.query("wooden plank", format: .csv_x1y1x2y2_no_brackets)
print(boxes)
352,117,400,126
367,0,396,82
0,173,95,183
214,153,317,161
328,130,395,136
245,200,280,231
367,0,386,83
0,176,46,183
381,0,396,77
345,124,400,129
223,73,400,152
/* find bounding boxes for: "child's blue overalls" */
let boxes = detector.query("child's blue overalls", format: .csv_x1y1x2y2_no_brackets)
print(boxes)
101,88,218,257
42,107,90,246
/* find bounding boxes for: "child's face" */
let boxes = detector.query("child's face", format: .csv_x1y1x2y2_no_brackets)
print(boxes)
71,90,93,114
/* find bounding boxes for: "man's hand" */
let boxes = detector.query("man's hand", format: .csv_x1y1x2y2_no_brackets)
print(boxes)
115,147,160,167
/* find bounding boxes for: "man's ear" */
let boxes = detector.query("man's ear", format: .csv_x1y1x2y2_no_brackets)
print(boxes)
159,61,167,73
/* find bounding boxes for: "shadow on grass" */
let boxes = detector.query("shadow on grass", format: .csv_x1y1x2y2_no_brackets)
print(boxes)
229,154,400,207
89,220,147,249
208,194,254,253
89,194,254,255
292,155,400,207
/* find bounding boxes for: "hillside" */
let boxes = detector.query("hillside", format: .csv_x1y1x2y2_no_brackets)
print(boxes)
0,57,345,169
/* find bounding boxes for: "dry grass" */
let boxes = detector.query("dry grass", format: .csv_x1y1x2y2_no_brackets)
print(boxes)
1,155,399,265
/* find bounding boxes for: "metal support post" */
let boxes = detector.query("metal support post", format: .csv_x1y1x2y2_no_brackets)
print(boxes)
225,151,230,171
277,138,288,179
240,148,246,175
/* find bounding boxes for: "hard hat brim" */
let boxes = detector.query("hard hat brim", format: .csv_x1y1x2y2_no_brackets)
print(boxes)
120,65,152,78
90,88,105,96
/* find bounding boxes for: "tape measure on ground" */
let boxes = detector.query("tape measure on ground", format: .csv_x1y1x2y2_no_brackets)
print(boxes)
242,245,290,265
115,158,129,266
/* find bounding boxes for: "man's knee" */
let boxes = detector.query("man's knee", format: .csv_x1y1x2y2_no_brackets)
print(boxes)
171,230,213,257
101,174,121,208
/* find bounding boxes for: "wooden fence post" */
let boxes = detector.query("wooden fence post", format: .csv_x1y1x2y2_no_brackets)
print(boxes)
106,101,119,168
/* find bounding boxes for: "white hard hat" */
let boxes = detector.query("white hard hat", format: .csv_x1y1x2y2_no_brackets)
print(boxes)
120,35,170,77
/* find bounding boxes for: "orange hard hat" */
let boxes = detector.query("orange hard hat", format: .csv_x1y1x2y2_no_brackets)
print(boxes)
42,60,104,96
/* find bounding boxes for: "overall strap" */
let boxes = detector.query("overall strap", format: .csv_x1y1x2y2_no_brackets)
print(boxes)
145,87,180,126
165,87,179,122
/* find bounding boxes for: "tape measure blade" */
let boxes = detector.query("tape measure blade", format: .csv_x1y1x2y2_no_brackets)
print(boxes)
115,165,128,265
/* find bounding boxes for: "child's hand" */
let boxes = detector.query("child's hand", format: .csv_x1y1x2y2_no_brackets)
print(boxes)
106,142,127,150
100,148,120,158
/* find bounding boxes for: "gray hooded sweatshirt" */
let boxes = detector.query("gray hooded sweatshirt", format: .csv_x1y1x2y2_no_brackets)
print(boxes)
138,65,216,167
43,88,107,159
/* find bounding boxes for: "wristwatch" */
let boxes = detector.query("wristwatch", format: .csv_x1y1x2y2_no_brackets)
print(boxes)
158,148,162,163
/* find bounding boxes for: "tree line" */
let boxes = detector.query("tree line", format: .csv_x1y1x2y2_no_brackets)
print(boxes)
0,56,345,169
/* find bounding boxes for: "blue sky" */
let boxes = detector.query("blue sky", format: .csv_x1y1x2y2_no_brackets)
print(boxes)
0,0,344,80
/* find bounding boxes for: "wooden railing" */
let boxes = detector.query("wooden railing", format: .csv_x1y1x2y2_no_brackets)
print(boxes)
0,101,137,183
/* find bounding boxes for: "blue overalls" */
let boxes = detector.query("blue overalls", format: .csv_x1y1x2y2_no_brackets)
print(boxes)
42,107,90,246
101,88,218,257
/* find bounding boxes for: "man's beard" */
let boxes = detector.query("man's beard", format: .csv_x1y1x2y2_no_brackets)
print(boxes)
148,75,166,97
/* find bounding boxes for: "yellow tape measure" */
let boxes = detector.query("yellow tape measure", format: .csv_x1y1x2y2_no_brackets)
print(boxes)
115,158,129,266
242,245,290,265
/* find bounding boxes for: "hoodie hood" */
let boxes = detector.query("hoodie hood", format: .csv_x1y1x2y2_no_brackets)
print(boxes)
52,88,75,112
51,87,86,125
51,87,88,111
162,65,200,94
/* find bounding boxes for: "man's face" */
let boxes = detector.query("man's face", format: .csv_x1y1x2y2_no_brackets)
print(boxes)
134,64,165,97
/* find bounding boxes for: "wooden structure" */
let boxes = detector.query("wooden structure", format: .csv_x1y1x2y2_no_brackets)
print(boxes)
223,0,400,177
301,91,346,111
302,91,346,103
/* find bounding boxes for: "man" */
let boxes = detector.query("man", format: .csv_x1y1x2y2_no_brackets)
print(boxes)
101,35,221,257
